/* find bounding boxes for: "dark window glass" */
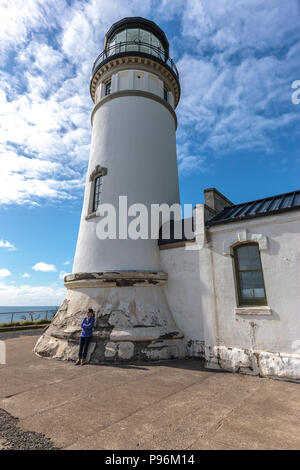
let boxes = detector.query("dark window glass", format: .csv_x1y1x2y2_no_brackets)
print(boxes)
164,88,168,102
234,243,267,306
105,82,111,96
93,176,102,212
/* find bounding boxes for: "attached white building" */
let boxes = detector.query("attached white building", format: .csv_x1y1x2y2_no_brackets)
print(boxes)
160,188,300,381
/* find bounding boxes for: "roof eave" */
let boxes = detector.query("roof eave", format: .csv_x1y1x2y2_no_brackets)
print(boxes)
206,205,300,227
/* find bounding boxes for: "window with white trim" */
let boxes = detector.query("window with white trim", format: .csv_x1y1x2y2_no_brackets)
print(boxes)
86,165,107,219
233,243,267,306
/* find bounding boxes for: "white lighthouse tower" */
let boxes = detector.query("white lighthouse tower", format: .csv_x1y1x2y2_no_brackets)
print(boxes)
35,17,185,362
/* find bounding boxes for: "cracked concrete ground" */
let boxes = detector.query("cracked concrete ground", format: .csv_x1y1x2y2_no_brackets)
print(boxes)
0,330,300,450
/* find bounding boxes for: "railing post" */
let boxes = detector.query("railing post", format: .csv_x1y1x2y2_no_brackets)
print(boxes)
0,309,60,326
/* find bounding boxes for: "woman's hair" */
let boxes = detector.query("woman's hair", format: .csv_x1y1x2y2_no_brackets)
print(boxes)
87,308,95,316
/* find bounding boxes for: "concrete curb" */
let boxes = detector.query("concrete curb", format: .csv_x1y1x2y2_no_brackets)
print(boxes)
0,324,50,333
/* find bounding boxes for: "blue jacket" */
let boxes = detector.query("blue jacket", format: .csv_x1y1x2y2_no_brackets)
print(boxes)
80,316,95,338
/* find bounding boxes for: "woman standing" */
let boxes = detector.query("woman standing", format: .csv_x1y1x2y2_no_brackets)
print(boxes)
75,308,95,365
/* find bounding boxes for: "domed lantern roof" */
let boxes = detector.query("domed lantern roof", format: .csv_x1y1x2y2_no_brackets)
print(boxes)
104,16,170,58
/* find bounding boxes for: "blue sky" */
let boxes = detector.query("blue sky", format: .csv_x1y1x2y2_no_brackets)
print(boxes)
0,0,299,305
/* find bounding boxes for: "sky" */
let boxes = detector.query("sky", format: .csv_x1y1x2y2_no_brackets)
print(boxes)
0,0,299,306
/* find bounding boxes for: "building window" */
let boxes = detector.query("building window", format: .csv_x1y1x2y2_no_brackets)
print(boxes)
105,81,111,96
86,165,107,220
234,243,267,306
163,88,168,102
93,175,103,212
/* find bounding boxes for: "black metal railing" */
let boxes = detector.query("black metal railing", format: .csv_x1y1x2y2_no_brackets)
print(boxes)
0,308,58,325
92,40,179,79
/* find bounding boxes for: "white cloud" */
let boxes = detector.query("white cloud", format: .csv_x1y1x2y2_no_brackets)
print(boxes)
174,0,300,173
179,156,205,174
181,0,299,53
0,147,84,205
0,0,153,205
0,11,90,206
21,273,31,278
0,269,11,277
0,239,16,251
176,50,299,164
59,270,68,280
0,0,299,183
32,262,57,272
0,0,67,61
0,282,65,306
63,261,71,265
61,0,151,62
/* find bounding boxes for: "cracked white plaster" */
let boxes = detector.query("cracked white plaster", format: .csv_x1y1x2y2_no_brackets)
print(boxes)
205,345,300,381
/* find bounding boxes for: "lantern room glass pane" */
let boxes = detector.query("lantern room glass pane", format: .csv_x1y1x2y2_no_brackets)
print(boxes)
108,28,166,60
127,28,139,52
115,30,126,53
140,29,151,54
108,38,115,56
151,34,164,59
151,33,159,57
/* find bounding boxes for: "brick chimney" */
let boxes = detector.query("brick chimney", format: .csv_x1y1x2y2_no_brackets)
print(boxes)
204,188,233,215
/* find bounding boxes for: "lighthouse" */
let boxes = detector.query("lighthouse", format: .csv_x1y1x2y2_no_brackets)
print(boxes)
35,17,185,362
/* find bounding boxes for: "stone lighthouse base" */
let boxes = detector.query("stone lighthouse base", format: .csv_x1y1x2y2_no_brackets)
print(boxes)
34,271,186,363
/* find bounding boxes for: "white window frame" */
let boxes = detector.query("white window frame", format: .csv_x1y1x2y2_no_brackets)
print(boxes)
86,165,107,220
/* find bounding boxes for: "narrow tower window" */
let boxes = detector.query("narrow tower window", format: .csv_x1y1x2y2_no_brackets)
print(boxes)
86,165,107,220
234,243,267,306
105,81,111,96
163,88,168,102
93,175,103,212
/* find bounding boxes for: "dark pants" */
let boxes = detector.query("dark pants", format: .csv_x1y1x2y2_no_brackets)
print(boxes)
78,336,91,359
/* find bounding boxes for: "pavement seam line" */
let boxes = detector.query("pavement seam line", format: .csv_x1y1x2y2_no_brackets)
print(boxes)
0,361,161,402
186,378,267,449
11,365,208,422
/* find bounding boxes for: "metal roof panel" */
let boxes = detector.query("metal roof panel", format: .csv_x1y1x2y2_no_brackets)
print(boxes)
206,189,300,226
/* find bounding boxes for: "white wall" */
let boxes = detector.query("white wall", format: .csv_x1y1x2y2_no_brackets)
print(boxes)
160,246,204,346
205,212,300,354
158,209,300,377
73,94,179,273
95,69,174,108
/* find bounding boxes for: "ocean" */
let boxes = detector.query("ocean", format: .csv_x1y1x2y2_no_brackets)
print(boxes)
0,306,59,324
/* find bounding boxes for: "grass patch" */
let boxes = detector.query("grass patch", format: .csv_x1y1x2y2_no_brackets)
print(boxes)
0,319,52,328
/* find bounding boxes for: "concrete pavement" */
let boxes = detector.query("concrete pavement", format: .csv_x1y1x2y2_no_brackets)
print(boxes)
0,330,300,450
